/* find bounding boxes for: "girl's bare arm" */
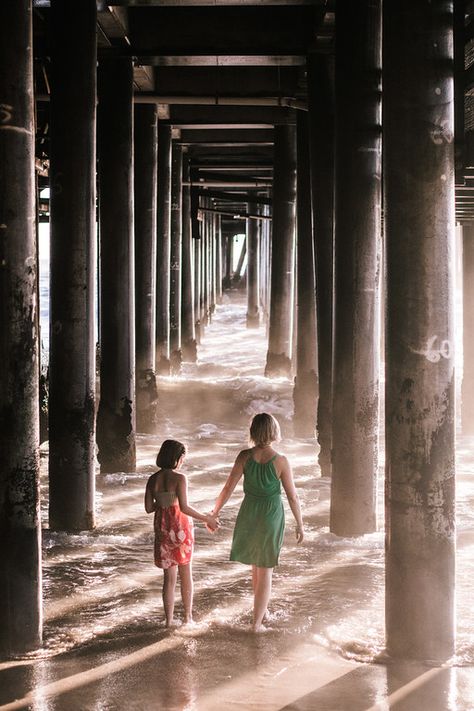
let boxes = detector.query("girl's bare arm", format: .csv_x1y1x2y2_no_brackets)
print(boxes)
279,457,304,543
176,475,219,530
212,450,247,516
144,476,156,514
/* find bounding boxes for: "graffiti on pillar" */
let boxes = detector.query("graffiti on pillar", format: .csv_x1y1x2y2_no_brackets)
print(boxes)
0,103,31,135
0,103,13,124
410,335,452,363
430,118,454,145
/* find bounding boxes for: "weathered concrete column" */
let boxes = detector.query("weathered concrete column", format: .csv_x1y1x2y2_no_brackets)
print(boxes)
134,104,158,432
247,208,260,327
265,125,296,378
202,210,210,325
330,1,381,535
194,235,202,343
210,214,217,315
97,57,136,473
307,52,335,478
260,209,271,323
49,0,96,530
216,215,223,304
462,225,474,434
156,123,172,375
223,234,233,288
170,142,183,373
384,0,455,661
293,112,318,437
0,0,41,654
181,157,197,361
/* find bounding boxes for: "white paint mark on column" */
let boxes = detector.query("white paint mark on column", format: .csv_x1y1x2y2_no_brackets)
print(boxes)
410,335,452,362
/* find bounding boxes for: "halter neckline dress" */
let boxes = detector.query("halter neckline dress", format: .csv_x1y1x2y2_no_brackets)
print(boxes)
230,454,285,568
153,478,194,569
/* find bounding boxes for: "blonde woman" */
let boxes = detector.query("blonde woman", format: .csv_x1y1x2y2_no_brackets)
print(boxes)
212,413,304,631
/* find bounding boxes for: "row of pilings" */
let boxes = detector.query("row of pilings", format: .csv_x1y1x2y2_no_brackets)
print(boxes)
0,0,458,664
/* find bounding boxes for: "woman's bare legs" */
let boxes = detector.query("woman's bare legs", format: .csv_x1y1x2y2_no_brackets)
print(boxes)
252,565,257,594
163,566,178,627
179,563,194,623
253,566,273,632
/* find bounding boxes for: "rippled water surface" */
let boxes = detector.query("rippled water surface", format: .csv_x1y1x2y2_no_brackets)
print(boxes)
2,287,473,710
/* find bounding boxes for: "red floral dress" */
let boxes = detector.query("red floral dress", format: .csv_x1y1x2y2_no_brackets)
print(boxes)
154,492,194,569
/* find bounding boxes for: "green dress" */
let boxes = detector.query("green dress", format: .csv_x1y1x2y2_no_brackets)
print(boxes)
230,454,285,568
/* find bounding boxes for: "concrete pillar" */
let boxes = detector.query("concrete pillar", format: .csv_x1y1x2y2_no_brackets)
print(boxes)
293,112,318,437
194,235,202,344
260,209,271,324
210,213,217,314
156,123,172,375
265,125,296,378
247,208,260,327
181,156,197,361
384,0,455,662
330,1,381,535
49,0,96,530
134,104,158,432
307,52,335,478
224,234,233,288
96,57,136,473
0,0,41,654
216,215,223,304
462,225,474,433
203,210,210,325
170,142,183,373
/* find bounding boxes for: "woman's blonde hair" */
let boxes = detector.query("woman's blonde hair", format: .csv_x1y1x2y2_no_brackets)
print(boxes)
249,413,281,447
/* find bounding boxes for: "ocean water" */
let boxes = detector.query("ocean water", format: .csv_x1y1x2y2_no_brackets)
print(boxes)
15,235,472,710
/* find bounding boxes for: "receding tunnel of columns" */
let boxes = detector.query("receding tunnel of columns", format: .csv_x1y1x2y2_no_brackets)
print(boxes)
1,0,473,695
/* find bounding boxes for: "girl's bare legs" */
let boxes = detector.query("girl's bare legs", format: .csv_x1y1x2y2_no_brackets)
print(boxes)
253,566,273,632
163,566,178,627
179,563,194,623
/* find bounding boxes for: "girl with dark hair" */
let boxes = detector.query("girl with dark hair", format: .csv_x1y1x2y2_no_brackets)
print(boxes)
145,439,219,627
212,414,304,632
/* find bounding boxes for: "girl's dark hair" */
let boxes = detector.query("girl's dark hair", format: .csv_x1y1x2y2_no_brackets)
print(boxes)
156,439,186,469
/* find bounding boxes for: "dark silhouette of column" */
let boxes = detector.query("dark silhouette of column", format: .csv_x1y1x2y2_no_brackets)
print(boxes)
224,234,233,288
156,123,172,375
384,0,455,661
265,125,296,377
97,57,136,473
462,225,474,434
170,142,183,373
210,213,217,316
330,1,381,535
202,209,210,325
0,0,41,654
49,0,97,530
293,112,318,437
194,235,202,343
260,208,271,324
216,215,223,304
307,52,335,478
182,156,197,361
134,104,158,432
247,208,260,327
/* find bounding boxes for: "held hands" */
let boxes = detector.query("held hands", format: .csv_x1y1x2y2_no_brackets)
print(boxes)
205,512,220,533
295,525,304,544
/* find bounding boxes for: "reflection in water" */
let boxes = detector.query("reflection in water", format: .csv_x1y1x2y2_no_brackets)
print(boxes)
1,294,473,710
